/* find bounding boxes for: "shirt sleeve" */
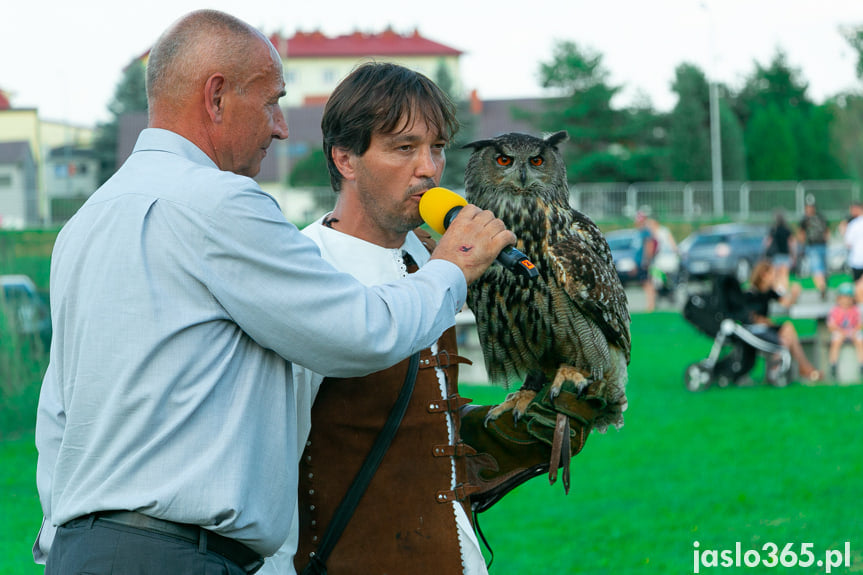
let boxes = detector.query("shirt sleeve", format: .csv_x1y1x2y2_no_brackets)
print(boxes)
33,360,64,563
200,186,466,377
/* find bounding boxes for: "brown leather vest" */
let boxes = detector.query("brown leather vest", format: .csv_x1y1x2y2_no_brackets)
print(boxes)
294,326,475,574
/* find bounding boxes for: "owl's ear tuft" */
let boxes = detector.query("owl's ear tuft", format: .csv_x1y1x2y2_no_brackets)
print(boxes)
544,131,569,148
461,138,497,151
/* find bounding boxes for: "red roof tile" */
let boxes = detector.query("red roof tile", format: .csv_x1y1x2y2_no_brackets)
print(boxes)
269,28,461,58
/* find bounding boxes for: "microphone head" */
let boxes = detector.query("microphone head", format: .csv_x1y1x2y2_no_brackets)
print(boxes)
419,187,467,235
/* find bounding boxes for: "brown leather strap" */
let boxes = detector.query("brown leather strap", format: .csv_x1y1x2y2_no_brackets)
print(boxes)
548,415,564,485
432,442,477,457
427,394,472,414
418,350,472,370
301,352,420,575
435,483,483,503
547,414,573,494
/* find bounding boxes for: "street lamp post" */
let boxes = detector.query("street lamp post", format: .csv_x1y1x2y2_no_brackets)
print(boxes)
702,1,724,218
709,80,723,217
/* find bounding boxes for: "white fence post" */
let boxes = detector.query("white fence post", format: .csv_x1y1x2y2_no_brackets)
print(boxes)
683,184,693,221
570,186,581,212
626,184,638,216
795,182,806,214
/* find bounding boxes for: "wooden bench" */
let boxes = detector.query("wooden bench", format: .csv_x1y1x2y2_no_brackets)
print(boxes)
791,302,860,384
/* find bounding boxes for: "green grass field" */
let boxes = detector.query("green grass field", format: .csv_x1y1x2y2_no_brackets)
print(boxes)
2,312,862,574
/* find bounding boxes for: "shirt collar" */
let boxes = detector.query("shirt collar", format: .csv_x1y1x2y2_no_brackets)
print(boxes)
133,128,219,171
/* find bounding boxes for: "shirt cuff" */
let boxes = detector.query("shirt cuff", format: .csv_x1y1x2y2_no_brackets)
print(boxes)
419,259,468,310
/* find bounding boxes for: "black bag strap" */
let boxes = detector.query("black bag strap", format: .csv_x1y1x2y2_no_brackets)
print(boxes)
301,351,421,575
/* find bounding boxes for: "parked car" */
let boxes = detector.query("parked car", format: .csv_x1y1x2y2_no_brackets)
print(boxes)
605,228,680,294
0,274,52,348
678,223,769,285
605,228,641,285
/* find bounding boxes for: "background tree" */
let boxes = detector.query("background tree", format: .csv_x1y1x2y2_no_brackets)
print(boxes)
614,93,671,182
831,26,863,182
842,25,863,81
718,97,747,181
795,104,846,180
522,40,631,182
668,64,747,183
745,103,796,180
734,49,812,125
435,60,477,190
93,57,148,185
288,148,330,187
831,95,863,182
734,50,832,180
668,63,712,181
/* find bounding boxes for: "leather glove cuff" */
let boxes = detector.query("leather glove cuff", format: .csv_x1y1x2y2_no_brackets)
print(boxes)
524,379,605,447
459,387,599,513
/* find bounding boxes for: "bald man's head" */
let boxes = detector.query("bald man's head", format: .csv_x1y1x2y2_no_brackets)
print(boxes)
146,10,268,118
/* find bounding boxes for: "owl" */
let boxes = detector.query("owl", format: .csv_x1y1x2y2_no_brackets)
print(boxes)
463,131,631,432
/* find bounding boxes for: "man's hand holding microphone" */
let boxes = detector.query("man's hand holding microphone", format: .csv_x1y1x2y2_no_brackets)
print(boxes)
422,187,537,284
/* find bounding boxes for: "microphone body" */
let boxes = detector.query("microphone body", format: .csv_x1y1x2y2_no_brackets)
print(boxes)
419,188,539,280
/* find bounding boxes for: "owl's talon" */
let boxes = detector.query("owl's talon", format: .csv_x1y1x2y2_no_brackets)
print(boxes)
575,378,593,397
483,403,507,427
551,366,594,400
483,389,536,427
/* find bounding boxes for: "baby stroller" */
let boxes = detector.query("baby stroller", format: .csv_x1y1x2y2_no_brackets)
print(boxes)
682,275,792,391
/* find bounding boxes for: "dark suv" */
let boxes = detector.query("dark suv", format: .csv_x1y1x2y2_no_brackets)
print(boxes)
679,224,768,284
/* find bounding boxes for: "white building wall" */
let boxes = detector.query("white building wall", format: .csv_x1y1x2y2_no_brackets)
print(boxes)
0,164,28,228
281,55,462,107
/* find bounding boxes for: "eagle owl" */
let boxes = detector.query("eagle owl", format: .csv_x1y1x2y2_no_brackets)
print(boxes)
463,131,630,432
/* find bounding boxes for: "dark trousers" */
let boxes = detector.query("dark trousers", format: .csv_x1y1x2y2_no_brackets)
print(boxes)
46,515,248,575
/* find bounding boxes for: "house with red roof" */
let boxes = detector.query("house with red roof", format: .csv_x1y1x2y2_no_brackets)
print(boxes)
269,27,463,106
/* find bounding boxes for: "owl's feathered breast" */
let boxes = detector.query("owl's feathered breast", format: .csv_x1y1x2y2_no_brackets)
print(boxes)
466,197,631,386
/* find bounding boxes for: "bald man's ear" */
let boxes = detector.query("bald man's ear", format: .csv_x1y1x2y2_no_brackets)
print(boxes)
204,74,227,122
331,147,357,182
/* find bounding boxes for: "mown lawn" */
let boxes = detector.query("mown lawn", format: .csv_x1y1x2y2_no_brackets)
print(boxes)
468,313,863,574
2,312,861,574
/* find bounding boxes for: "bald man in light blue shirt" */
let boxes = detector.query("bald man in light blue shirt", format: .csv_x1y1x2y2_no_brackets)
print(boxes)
34,10,514,574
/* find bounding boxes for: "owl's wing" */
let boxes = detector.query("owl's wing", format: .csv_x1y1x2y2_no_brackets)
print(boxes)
548,213,631,362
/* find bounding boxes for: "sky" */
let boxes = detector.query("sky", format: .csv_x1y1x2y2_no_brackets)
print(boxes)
2,0,863,128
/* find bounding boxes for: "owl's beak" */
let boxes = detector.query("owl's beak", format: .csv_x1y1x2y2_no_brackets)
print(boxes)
519,165,527,187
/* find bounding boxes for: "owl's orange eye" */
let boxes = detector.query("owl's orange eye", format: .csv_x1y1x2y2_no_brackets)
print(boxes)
496,155,513,166
530,156,544,166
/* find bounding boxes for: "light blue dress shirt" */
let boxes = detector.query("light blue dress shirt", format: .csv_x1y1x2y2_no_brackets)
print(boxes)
34,128,466,559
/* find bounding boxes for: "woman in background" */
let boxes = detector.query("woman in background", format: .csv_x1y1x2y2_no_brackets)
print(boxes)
746,260,821,382
764,211,795,293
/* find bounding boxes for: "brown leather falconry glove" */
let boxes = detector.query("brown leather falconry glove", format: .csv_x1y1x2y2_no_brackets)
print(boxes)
459,379,605,513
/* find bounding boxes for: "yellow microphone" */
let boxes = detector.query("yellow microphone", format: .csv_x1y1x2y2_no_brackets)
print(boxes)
419,186,467,235
419,187,539,280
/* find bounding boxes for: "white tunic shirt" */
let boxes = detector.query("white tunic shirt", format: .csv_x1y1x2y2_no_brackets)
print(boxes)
260,217,487,574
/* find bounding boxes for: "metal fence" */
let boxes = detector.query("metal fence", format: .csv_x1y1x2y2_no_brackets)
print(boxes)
281,180,860,228
570,180,861,224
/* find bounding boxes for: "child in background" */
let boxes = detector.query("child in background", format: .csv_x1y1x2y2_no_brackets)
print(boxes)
827,282,863,380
